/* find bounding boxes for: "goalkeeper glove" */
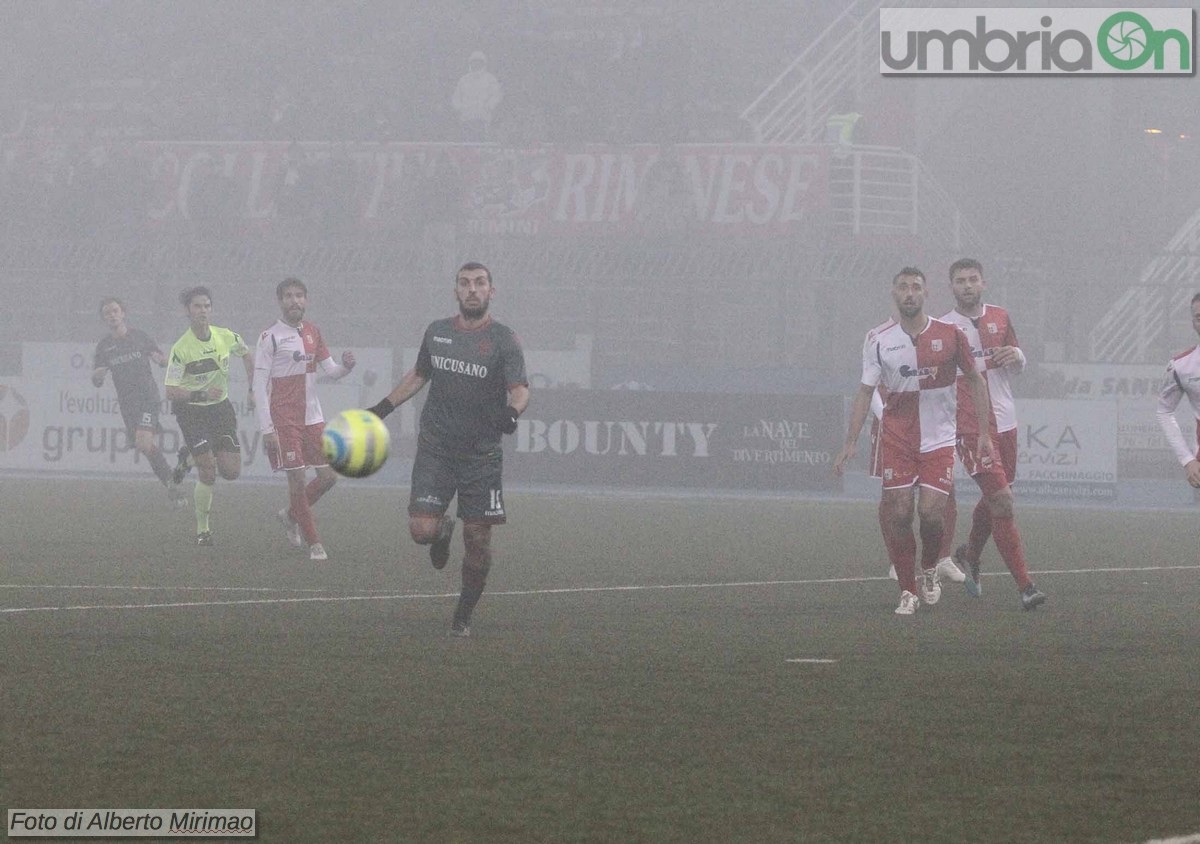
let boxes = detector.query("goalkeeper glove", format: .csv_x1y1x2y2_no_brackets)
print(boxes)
368,397,395,419
496,405,520,434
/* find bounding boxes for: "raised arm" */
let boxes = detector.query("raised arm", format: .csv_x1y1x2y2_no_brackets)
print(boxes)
367,367,429,418
318,350,356,380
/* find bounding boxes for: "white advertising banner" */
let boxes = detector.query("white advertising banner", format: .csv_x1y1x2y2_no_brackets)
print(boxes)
1028,363,1184,479
1035,362,1165,400
1014,398,1118,500
1,343,391,478
0,377,364,478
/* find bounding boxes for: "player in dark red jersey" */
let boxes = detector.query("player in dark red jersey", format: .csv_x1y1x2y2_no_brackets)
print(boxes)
91,297,186,505
368,262,529,637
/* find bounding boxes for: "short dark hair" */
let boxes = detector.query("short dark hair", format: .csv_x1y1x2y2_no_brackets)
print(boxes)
949,258,983,279
893,266,924,285
277,277,307,300
1191,292,1200,307
98,296,124,315
180,285,212,308
456,261,492,285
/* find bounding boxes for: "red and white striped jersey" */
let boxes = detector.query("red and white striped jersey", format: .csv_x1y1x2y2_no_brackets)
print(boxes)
1156,344,1200,466
862,317,975,454
861,317,895,420
940,304,1025,435
254,319,332,432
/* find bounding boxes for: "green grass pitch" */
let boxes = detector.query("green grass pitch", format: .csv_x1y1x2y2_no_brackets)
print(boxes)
2,477,1198,843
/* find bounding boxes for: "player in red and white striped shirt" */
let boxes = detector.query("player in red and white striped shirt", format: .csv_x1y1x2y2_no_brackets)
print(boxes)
253,278,356,561
939,259,1045,610
1155,292,1200,489
861,317,965,585
835,268,994,615
860,317,894,485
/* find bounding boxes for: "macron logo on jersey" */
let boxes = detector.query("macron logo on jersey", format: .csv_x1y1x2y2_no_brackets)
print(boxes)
430,355,489,378
433,336,453,344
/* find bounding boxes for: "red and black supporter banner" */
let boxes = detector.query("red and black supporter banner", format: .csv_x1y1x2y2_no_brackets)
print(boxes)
1,139,829,237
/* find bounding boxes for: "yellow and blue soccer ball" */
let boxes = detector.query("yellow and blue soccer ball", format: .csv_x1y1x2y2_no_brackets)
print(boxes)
322,409,390,478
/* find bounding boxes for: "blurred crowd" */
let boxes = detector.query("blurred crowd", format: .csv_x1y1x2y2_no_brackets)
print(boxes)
0,0,827,147
0,1,836,242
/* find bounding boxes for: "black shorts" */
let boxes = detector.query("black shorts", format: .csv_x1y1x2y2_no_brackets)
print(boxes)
408,447,505,525
118,397,161,439
175,400,241,456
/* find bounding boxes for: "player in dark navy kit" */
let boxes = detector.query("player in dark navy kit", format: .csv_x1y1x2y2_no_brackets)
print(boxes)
369,262,530,637
91,297,186,504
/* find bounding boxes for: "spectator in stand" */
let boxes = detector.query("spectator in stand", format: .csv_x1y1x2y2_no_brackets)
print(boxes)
451,50,503,142
825,90,864,147
265,84,300,139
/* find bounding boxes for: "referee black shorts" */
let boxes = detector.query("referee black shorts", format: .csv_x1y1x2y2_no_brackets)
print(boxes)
175,399,241,456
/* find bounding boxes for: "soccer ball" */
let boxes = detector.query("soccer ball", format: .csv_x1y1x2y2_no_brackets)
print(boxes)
322,409,390,478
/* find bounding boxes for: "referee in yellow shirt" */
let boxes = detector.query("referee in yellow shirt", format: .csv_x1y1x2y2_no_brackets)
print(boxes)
164,286,254,546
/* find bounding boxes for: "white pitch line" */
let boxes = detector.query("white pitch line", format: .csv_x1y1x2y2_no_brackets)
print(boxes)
0,591,460,615
2,564,1198,616
1141,835,1200,844
988,565,1200,576
785,658,838,664
0,584,343,593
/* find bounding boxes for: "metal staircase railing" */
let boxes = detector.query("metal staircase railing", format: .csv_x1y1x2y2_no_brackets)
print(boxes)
825,146,989,254
740,0,986,260
1090,285,1166,363
741,0,912,144
1090,207,1200,362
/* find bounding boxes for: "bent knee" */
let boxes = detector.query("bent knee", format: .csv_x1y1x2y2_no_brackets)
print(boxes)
988,491,1015,519
410,516,440,544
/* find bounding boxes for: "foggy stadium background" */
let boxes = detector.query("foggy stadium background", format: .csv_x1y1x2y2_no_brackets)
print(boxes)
4,4,1200,844
1,0,1198,499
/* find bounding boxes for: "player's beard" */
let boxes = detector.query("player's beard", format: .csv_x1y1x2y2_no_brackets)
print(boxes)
955,290,980,310
459,299,489,319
